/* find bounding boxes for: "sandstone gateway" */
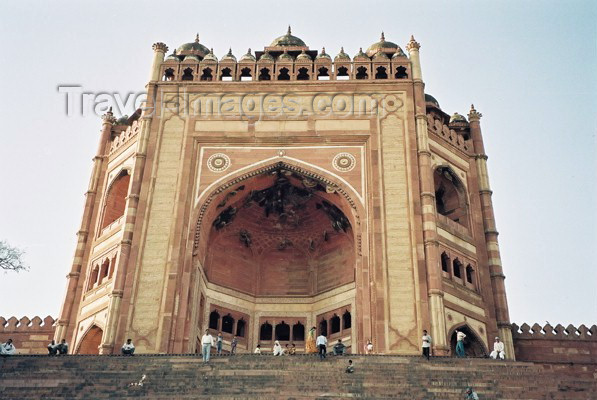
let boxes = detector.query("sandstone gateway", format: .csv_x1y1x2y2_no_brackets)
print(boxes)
53,29,514,357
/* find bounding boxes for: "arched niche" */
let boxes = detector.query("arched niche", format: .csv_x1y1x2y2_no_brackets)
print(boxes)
194,163,358,298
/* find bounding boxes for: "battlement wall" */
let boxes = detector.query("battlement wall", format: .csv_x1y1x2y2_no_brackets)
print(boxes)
512,323,597,367
0,316,56,354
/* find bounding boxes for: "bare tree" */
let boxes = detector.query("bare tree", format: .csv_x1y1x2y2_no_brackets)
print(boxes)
0,240,28,272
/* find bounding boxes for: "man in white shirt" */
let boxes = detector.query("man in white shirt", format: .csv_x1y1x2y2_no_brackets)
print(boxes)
316,333,327,360
0,339,16,355
122,338,135,355
490,337,505,360
421,330,432,360
201,330,214,362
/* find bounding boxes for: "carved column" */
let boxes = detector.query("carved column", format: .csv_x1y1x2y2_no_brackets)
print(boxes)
407,36,448,355
55,109,116,346
468,105,515,360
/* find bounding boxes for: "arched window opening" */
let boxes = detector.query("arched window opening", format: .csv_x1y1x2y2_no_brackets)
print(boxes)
236,319,246,337
330,314,341,334
441,252,450,273
342,311,351,330
355,66,368,80
319,319,328,337
181,68,194,81
375,66,388,79
98,258,110,284
434,167,469,229
297,67,310,80
260,322,273,341
292,322,305,341
275,321,290,341
200,68,213,81
277,67,290,80
240,67,252,81
395,66,408,79
337,66,349,80
317,67,330,80
101,170,130,230
220,67,233,81
163,68,175,81
208,310,220,330
466,265,475,284
258,68,271,81
453,259,462,279
222,314,234,334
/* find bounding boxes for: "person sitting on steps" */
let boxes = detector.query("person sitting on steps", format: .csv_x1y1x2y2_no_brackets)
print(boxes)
490,337,505,360
345,359,354,373
333,339,346,356
56,339,68,355
122,338,135,355
47,340,58,356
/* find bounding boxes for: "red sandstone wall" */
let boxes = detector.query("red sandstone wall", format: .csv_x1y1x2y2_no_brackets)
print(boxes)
512,323,597,366
0,316,56,354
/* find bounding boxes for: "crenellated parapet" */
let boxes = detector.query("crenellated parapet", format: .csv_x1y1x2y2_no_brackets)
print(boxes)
512,322,597,365
511,322,597,341
0,316,57,354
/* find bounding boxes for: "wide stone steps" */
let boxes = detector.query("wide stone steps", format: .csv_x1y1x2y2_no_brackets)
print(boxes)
1,354,595,399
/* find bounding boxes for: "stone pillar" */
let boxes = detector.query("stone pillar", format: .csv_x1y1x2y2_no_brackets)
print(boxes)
468,105,515,360
149,42,168,82
55,109,116,346
407,36,448,355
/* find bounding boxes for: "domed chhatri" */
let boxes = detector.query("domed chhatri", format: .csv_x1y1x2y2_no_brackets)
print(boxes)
334,47,351,62
296,49,312,62
269,26,307,47
366,32,400,57
315,47,331,61
353,47,369,61
239,48,256,62
221,48,237,63
259,50,275,62
425,93,441,109
450,112,468,124
277,49,294,61
165,50,180,62
202,48,218,63
177,33,210,56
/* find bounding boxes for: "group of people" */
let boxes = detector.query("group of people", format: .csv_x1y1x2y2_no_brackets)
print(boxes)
47,339,68,355
200,330,241,362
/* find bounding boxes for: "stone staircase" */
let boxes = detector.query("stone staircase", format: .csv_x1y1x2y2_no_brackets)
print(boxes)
1,354,596,399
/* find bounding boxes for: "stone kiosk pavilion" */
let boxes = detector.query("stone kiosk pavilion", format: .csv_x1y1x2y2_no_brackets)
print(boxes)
54,29,515,358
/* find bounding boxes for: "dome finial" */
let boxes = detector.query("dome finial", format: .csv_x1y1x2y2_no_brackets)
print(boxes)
288,25,292,35
195,33,200,43
247,48,252,54
381,31,385,41
322,47,326,54
341,46,344,52
228,48,233,55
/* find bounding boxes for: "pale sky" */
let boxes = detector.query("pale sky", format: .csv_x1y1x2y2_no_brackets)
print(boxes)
1,0,596,327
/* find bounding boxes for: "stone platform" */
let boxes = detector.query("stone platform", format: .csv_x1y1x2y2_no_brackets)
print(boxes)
1,354,596,399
